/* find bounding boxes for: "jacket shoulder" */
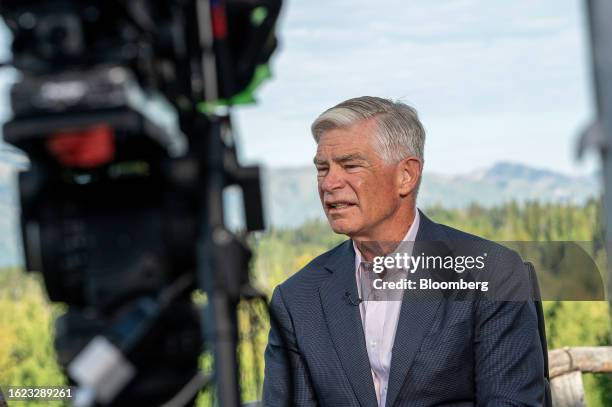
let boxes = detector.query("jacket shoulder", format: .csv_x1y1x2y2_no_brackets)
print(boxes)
433,220,522,262
277,240,350,294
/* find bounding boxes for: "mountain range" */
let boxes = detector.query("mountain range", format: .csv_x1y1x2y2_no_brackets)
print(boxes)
0,160,600,267
257,161,600,228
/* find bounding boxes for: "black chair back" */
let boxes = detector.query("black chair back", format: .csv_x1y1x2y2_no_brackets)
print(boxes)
525,261,552,407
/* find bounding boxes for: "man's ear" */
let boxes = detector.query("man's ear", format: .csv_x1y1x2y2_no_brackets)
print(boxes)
397,157,422,197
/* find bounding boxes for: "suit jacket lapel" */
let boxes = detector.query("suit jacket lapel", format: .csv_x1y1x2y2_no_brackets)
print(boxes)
319,241,378,407
385,211,448,407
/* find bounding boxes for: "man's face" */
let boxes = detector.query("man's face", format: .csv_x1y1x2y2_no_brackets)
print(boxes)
314,119,402,240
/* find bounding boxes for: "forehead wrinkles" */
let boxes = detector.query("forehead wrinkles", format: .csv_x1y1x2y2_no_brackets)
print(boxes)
316,122,381,162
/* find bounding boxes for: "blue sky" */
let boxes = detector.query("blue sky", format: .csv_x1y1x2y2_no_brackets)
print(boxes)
232,0,598,176
0,0,600,177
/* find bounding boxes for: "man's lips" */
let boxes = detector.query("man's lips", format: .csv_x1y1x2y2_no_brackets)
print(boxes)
325,201,357,211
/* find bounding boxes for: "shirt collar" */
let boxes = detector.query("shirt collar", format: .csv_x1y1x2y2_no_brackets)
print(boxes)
353,208,421,269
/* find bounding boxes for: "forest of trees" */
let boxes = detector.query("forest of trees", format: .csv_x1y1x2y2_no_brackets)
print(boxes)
1,199,611,406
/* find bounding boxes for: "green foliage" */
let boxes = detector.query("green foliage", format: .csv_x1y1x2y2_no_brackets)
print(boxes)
0,268,67,407
543,301,612,407
1,199,611,405
249,220,345,293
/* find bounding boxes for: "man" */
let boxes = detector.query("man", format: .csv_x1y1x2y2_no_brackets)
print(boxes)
263,96,544,406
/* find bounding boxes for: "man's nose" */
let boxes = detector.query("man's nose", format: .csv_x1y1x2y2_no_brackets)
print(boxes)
319,166,345,192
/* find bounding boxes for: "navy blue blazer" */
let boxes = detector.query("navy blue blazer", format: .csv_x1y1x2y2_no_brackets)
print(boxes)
263,210,545,406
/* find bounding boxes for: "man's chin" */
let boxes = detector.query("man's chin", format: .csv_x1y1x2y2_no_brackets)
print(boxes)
328,220,357,236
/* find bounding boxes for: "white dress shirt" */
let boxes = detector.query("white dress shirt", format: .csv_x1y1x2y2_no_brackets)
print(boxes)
353,209,420,407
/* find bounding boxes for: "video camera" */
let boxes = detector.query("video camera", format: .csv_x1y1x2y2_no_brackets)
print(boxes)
0,0,281,405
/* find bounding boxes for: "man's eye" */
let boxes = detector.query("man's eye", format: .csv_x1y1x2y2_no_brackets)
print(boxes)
316,167,328,175
344,164,359,169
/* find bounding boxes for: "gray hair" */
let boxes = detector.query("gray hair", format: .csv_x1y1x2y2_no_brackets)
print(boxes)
311,96,426,164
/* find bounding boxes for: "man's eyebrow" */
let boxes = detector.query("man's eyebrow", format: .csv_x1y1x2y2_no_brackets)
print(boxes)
313,153,368,165
336,153,367,163
313,156,326,165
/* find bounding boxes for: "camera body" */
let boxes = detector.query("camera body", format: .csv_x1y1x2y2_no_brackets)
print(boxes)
0,0,280,404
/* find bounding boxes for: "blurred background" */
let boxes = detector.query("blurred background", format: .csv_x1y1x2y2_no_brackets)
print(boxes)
1,0,610,405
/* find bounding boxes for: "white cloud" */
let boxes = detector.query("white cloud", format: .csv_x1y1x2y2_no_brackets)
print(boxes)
0,0,596,176
236,0,596,175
